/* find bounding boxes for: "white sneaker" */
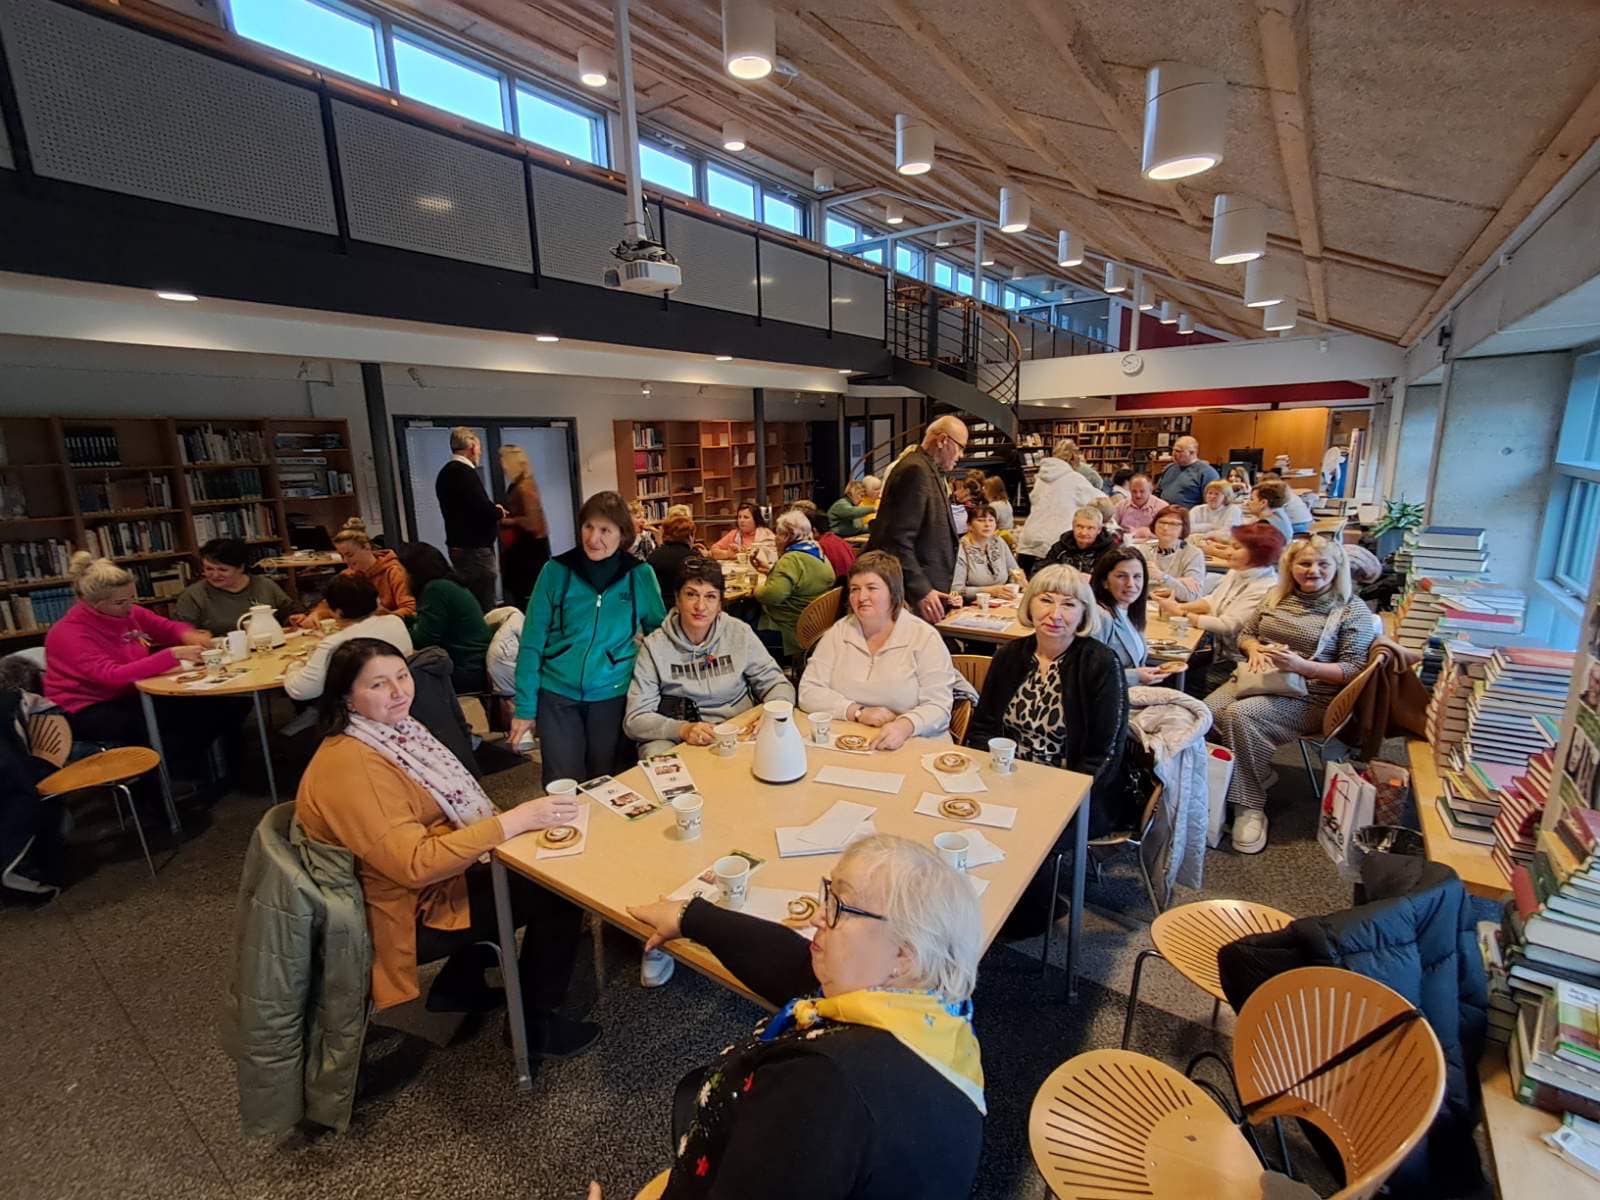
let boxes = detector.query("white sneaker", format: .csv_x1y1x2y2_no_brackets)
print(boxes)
640,949,675,988
1231,810,1269,854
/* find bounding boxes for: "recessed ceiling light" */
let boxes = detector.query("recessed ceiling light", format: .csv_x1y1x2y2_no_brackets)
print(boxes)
837,368,853,374
895,114,934,175
155,291,198,302
577,46,608,89
714,355,734,361
723,0,775,80
1141,62,1227,181
536,335,559,343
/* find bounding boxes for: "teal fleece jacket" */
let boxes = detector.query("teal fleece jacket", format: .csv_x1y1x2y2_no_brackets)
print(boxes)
513,549,665,719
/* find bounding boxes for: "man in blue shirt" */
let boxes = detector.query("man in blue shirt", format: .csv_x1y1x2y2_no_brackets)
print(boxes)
1154,435,1219,508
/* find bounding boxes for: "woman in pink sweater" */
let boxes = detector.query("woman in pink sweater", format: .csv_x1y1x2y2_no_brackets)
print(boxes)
45,554,212,748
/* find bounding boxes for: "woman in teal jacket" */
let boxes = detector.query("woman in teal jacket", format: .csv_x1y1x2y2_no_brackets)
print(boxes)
509,491,665,786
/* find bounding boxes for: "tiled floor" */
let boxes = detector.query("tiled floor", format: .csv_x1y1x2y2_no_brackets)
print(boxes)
1,732,1391,1199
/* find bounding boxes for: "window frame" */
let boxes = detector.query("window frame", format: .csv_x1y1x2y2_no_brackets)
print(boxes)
389,26,512,132
222,0,389,88
511,81,608,166
638,140,698,197
759,189,805,236
705,161,759,220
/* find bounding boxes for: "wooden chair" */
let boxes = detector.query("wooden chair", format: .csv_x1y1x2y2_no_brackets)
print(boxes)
1086,782,1165,917
26,713,71,770
1122,899,1294,1048
949,698,972,743
1028,1048,1264,1199
34,745,164,879
1296,650,1385,795
634,1171,669,1200
951,653,991,695
1232,966,1446,1200
794,587,843,653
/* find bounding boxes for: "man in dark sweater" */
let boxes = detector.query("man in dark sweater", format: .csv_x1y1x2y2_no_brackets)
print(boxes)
866,415,966,623
434,427,501,611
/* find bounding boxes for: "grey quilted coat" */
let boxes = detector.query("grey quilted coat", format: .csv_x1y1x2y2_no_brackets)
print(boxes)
220,803,371,1136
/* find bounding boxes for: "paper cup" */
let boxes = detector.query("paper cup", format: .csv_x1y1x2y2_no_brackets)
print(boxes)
988,737,1017,774
713,854,751,908
546,778,579,797
671,793,704,841
808,712,833,745
319,618,339,635
977,592,991,611
1171,616,1191,638
225,630,249,662
201,648,225,679
933,831,970,872
712,722,739,757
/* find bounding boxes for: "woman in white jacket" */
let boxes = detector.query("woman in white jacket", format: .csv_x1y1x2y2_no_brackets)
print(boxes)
1188,479,1243,537
1015,443,1104,574
798,551,967,750
1151,522,1284,698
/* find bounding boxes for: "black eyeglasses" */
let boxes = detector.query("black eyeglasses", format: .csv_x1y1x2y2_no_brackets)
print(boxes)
819,877,886,928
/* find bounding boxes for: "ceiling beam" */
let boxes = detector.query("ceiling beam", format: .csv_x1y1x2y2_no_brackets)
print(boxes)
1255,0,1328,322
1399,69,1600,345
1017,0,1205,228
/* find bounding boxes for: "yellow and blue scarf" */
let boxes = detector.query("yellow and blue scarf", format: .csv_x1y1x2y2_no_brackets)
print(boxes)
762,989,986,1114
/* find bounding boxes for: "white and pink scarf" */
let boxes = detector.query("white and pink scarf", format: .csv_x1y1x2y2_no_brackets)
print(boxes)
344,713,498,829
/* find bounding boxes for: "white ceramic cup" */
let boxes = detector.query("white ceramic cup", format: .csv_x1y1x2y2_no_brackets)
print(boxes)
671,793,704,841
249,631,273,655
933,831,970,872
201,648,225,679
546,778,579,798
319,617,339,635
988,737,1017,774
225,630,249,662
712,722,739,757
1171,615,1191,638
713,854,751,908
809,712,833,745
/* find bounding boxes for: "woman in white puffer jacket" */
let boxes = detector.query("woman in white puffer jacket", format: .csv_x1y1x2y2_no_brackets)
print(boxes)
1015,447,1105,574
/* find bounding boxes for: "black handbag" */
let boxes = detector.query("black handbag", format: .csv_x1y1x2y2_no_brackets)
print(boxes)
657,694,701,724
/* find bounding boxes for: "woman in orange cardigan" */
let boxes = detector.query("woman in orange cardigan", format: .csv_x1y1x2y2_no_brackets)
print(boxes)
293,519,416,626
294,638,596,1057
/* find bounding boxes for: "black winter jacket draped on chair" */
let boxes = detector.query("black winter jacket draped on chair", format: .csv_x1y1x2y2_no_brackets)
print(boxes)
1217,853,1488,1198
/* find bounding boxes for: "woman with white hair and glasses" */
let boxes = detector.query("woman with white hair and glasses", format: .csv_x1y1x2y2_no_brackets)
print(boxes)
1204,536,1376,854
753,509,835,657
965,565,1129,839
619,834,984,1199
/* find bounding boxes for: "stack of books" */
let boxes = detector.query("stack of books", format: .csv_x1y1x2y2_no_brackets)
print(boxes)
1426,642,1495,760
1464,649,1573,768
1402,525,1491,579
1545,1111,1600,1182
1480,920,1517,1044
1494,749,1556,881
1438,761,1518,845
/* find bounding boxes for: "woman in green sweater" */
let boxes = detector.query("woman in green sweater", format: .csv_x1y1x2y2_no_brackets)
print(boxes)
755,509,836,657
397,543,492,695
827,479,874,537
509,492,666,787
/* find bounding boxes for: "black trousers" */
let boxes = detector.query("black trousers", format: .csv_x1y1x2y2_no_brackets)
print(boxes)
536,690,632,788
414,864,583,1015
448,545,498,612
1016,553,1039,579
70,694,247,777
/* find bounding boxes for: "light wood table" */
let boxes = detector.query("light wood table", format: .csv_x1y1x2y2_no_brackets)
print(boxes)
492,711,1093,1090
1478,1044,1587,1199
1406,739,1508,900
722,572,765,603
255,552,343,604
135,632,325,831
843,534,869,547
936,604,1205,657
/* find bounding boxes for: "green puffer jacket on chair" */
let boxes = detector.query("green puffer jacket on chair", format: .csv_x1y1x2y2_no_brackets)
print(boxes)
220,803,371,1137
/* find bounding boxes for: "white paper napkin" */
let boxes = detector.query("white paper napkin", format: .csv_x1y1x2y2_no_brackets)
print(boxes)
958,828,1006,868
920,752,988,794
914,791,1017,829
534,803,591,860
740,886,819,941
775,808,879,858
967,875,991,898
815,765,905,794
812,731,875,756
944,612,1010,632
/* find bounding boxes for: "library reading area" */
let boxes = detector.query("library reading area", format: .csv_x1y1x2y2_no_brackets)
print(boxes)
5,2,1600,1199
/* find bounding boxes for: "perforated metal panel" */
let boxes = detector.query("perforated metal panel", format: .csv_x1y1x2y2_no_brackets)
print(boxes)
759,241,829,330
332,101,532,273
663,209,757,316
0,0,336,233
0,115,11,172
531,165,629,285
832,264,886,340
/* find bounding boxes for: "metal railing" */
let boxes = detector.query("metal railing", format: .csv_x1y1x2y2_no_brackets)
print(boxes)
886,282,1021,412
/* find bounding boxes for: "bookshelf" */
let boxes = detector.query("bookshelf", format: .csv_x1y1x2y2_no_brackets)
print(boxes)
613,419,815,539
0,415,356,645
1017,414,1193,479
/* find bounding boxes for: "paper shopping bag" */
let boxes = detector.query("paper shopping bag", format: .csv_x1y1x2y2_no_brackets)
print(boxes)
1318,760,1376,880
1205,745,1234,849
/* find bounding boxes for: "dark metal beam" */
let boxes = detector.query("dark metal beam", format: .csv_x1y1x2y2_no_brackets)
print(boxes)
360,362,403,539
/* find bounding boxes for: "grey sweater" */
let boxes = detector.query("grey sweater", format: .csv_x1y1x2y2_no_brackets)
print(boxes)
623,611,796,745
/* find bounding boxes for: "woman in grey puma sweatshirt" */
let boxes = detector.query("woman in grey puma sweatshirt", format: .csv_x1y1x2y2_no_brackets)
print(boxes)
624,556,795,757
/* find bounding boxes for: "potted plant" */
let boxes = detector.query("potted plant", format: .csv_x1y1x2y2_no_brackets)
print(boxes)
1369,498,1424,561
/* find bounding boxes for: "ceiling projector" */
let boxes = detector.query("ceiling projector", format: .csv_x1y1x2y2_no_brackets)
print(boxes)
605,237,682,294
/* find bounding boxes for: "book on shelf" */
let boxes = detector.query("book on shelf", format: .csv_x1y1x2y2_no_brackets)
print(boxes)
85,518,179,558
63,426,121,467
186,467,263,502
180,425,266,464
0,539,73,581
1415,526,1487,551
76,473,172,512
272,431,344,452
193,504,277,543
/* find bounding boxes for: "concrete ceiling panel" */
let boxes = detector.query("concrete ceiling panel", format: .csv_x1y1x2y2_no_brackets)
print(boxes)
1324,261,1436,341
1316,173,1490,279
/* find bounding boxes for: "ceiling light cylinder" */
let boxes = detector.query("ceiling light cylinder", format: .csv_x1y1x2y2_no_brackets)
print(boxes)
722,0,775,80
1210,193,1266,264
895,114,934,175
998,186,1030,233
577,45,608,88
1263,299,1297,331
1158,300,1177,324
1177,312,1195,335
813,166,835,192
1244,256,1292,307
721,120,747,151
1104,262,1131,293
935,228,953,248
884,200,904,225
1010,265,1026,281
1056,229,1083,267
1135,281,1155,311
1141,61,1227,180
